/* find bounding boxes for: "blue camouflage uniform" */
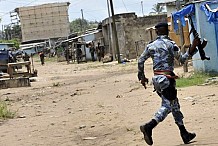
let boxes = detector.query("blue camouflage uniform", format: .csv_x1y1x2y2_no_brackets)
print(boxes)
138,35,190,126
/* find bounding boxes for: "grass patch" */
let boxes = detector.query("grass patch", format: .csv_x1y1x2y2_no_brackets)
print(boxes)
176,73,212,88
0,101,15,119
45,56,57,62
31,54,57,63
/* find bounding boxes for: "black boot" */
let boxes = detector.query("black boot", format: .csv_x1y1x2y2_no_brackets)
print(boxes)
140,119,157,145
179,125,196,144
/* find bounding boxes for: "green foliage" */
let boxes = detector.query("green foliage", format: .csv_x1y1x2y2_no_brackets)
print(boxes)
0,101,15,119
4,24,21,41
176,73,211,88
151,4,165,14
70,18,99,33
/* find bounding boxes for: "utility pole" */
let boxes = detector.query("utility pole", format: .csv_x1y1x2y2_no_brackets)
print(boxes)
106,0,115,60
81,9,85,34
176,0,188,72
109,0,121,63
141,1,144,16
2,25,4,40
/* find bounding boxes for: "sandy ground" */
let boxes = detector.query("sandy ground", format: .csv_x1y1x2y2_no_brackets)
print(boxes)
0,57,217,146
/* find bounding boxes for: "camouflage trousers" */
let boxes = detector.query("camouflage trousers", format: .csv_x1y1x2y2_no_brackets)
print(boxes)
153,96,184,126
152,75,184,126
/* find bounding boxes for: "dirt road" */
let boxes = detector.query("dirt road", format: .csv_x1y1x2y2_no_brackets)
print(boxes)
0,58,217,146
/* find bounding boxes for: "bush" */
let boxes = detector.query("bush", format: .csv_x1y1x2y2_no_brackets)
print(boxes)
0,101,15,119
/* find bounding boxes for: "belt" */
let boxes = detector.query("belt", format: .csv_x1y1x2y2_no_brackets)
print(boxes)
154,70,179,79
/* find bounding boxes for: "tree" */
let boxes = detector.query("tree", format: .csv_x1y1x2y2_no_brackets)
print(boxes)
151,3,165,14
4,24,21,41
11,25,22,40
69,18,99,33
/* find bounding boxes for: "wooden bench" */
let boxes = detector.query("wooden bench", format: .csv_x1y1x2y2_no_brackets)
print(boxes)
7,61,31,79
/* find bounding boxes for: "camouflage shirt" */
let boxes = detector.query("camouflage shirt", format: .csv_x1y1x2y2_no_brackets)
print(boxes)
138,35,189,73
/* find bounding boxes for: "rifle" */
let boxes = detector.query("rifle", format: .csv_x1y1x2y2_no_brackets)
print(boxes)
188,15,210,60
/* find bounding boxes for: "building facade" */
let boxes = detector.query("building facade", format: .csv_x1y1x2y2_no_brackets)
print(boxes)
192,1,218,73
16,2,70,43
102,13,167,59
163,0,218,73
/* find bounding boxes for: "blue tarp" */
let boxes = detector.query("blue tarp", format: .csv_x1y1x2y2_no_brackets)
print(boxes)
200,1,218,23
172,4,195,32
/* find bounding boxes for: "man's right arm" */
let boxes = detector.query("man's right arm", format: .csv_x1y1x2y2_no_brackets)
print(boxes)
138,49,149,73
137,47,150,88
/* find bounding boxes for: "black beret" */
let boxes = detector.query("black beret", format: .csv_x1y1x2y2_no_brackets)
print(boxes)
155,22,168,29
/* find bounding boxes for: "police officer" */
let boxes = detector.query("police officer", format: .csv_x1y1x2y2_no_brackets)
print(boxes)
138,22,198,145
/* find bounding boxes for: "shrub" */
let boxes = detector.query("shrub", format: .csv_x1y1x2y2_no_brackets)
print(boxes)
0,101,15,119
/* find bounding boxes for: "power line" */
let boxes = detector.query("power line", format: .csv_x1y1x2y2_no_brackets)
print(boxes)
122,0,128,12
83,11,100,21
0,0,39,18
69,1,141,14
1,0,162,24
69,0,88,7
2,0,26,5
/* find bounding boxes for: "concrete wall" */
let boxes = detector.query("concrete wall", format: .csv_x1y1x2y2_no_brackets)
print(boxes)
17,2,70,42
102,13,167,59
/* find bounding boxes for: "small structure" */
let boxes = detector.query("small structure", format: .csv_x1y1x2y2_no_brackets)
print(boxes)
191,1,218,73
15,2,70,43
55,37,87,64
7,61,37,79
20,41,47,55
102,12,167,60
80,29,103,61
55,28,103,63
0,46,37,89
171,1,218,73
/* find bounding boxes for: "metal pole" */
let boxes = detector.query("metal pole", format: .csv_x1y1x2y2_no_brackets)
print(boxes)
81,9,84,34
109,0,121,63
141,1,144,16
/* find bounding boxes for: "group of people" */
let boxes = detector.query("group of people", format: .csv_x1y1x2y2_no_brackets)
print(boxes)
89,41,105,62
22,51,44,66
22,50,45,66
